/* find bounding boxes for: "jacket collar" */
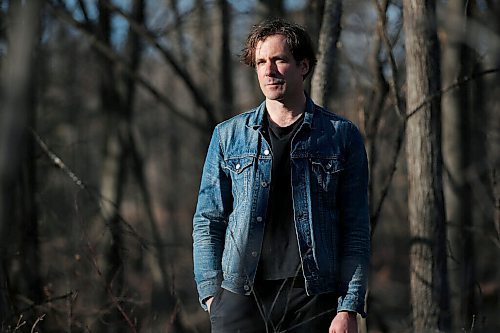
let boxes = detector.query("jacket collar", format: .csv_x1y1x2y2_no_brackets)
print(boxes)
247,95,315,130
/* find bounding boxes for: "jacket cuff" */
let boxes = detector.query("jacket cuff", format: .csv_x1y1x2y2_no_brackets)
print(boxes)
337,294,367,318
197,278,222,311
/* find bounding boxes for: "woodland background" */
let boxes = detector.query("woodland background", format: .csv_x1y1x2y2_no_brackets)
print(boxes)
0,0,499,332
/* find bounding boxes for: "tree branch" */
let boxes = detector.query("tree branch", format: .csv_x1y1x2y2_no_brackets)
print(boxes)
372,0,405,118
46,1,210,133
100,0,218,129
370,67,500,232
31,129,150,250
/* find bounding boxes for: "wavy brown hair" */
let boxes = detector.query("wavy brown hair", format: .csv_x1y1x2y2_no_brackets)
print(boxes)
240,18,317,79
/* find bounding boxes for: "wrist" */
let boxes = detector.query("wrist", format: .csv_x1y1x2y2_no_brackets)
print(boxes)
338,311,357,318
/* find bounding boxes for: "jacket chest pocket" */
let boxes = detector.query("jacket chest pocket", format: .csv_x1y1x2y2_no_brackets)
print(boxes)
224,156,254,202
310,157,343,192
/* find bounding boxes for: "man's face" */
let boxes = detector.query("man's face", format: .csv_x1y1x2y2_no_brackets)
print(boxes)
255,34,309,103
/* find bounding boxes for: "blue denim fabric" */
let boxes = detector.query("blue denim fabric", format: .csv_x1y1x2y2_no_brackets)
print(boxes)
193,97,370,316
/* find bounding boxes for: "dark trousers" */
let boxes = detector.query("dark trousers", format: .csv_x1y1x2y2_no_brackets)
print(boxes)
209,278,337,333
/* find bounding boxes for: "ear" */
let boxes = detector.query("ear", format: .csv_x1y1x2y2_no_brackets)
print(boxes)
300,58,310,76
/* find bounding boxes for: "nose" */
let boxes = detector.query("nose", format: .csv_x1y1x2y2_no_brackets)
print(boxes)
264,61,276,76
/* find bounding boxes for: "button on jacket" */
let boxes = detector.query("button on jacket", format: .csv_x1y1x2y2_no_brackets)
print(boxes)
193,97,370,316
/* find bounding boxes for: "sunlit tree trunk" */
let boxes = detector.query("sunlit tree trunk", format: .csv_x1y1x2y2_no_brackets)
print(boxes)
403,0,450,331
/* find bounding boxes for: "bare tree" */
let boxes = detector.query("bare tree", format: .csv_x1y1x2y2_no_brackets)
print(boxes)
95,0,129,330
310,0,342,108
360,2,390,332
403,0,450,331
92,0,147,331
441,0,476,330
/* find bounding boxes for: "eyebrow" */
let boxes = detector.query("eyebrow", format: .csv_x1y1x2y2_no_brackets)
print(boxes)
255,53,290,62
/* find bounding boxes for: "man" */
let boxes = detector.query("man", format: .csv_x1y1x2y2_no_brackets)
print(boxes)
193,19,370,333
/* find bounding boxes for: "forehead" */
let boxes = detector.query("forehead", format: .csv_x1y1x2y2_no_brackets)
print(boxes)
255,34,291,58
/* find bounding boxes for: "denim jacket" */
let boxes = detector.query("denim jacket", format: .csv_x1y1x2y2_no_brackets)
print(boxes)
193,97,370,316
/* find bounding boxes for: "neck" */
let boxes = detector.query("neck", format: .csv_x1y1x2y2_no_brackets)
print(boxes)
265,93,306,127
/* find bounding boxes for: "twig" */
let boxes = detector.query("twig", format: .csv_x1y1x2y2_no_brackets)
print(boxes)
32,129,150,249
45,1,209,133
30,314,45,333
373,0,405,118
469,314,476,333
13,315,26,332
370,122,405,234
370,67,499,232
369,0,406,233
84,236,138,333
100,0,218,129
13,292,76,317
32,129,85,190
406,68,500,120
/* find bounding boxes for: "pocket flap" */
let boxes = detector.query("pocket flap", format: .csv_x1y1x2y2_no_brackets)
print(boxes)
225,156,253,174
311,158,343,174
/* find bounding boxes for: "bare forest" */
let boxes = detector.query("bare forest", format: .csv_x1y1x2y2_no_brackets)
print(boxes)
0,0,499,332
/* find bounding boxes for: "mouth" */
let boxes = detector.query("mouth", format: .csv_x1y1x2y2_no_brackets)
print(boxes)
266,80,285,86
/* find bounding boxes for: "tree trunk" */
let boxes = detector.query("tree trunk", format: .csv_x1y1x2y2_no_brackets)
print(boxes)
403,0,450,331
363,2,390,332
441,1,476,330
96,0,137,330
310,0,342,108
0,0,42,327
217,0,234,120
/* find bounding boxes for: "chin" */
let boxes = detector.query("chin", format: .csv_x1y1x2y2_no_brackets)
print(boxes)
265,95,285,102
264,90,285,100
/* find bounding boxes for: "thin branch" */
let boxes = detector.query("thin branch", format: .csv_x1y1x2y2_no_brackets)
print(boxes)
76,0,90,24
30,314,45,333
373,0,405,118
32,129,85,190
31,129,150,250
11,292,75,318
370,68,500,232
46,1,209,133
128,129,173,294
84,236,138,333
406,68,500,120
370,122,405,234
100,0,218,128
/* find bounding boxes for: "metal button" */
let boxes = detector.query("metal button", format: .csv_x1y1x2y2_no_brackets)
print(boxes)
264,149,270,156
261,181,268,187
251,251,258,257
235,163,241,170
326,163,332,170
244,285,250,291
256,216,263,222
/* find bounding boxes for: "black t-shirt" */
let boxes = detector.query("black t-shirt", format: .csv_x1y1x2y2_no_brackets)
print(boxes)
258,112,304,280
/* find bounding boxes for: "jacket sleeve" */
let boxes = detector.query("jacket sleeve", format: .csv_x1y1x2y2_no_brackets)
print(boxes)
192,126,232,310
336,123,370,317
